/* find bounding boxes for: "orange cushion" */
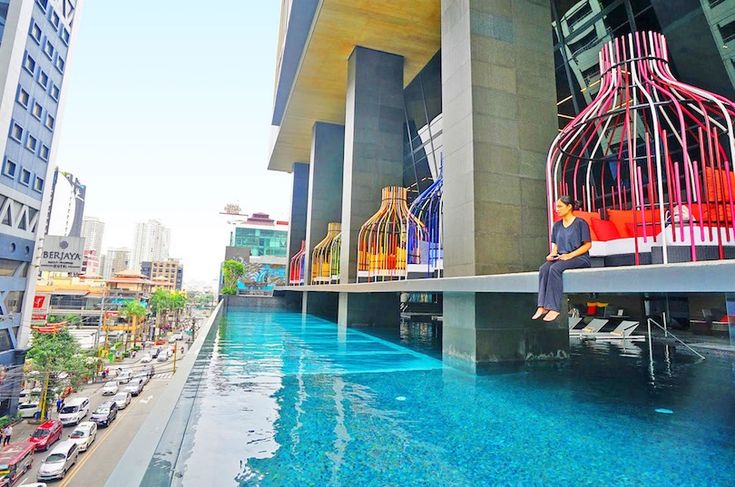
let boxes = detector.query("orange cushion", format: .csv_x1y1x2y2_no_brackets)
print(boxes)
704,167,735,202
572,211,600,241
591,219,621,241
625,222,663,238
607,209,661,238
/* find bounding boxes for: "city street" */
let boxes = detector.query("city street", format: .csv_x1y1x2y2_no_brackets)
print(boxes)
12,350,185,486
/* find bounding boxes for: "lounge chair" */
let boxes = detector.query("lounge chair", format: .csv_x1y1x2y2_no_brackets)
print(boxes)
587,320,640,340
570,318,607,337
568,316,583,330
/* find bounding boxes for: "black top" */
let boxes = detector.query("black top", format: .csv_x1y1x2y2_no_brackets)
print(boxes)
552,217,591,256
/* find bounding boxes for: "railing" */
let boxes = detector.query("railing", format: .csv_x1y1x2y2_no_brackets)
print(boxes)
646,317,705,360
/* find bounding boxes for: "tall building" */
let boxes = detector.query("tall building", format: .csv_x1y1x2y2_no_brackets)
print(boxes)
131,219,170,271
229,212,288,261
46,168,85,237
80,215,103,274
141,258,183,290
101,247,130,280
0,0,83,413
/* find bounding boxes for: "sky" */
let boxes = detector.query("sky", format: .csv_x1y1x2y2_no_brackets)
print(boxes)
54,1,292,289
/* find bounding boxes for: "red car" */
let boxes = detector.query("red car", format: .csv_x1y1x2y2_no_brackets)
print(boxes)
28,419,63,451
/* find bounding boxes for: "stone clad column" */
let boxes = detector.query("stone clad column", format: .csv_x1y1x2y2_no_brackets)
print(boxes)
287,162,309,267
339,46,405,284
440,0,567,365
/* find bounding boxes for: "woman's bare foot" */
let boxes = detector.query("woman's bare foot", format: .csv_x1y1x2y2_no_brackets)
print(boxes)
543,310,560,321
531,307,547,320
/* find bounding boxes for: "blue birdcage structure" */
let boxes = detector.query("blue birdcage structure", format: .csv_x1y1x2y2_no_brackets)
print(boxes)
409,162,443,277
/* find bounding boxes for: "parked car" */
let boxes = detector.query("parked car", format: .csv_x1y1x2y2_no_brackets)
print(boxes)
101,381,119,396
17,401,40,419
112,391,131,410
124,378,144,397
134,369,150,385
67,421,97,452
29,419,63,451
36,440,79,481
151,347,161,359
58,397,90,426
157,349,170,362
140,354,152,363
117,369,133,384
168,333,182,343
90,402,118,427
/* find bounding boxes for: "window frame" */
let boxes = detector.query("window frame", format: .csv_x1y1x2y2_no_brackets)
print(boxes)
50,84,60,101
36,0,48,12
23,54,36,75
55,55,65,73
10,123,23,143
38,70,49,89
25,134,38,154
33,176,44,192
43,39,54,59
45,113,55,130
50,9,60,29
16,88,30,108
19,169,31,187
3,160,17,179
32,102,43,121
60,27,70,45
30,22,42,44
39,144,50,161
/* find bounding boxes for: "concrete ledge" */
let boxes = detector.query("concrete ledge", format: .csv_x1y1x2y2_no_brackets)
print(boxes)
277,260,735,294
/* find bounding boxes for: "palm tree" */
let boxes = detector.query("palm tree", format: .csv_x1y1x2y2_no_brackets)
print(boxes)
120,300,147,349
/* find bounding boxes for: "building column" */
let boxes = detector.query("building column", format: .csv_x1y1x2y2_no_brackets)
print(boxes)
339,46,405,284
287,162,309,266
440,1,567,364
304,122,345,284
338,292,400,328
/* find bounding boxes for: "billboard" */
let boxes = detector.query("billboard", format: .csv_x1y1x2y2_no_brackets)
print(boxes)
237,262,286,294
40,236,85,272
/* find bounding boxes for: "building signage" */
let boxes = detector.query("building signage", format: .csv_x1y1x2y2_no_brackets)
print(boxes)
40,236,85,272
31,294,50,326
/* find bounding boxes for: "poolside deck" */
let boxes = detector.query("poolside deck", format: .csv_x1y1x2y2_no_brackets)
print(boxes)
277,260,735,294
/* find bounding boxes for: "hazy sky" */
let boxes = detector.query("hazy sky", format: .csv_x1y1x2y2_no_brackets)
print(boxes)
54,1,292,288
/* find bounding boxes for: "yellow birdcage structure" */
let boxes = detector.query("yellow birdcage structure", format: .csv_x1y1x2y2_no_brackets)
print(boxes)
311,223,341,284
357,186,426,282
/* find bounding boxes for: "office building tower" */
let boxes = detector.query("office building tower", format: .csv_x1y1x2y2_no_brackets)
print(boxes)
102,247,130,280
80,215,104,275
141,258,184,290
131,219,170,271
46,168,85,237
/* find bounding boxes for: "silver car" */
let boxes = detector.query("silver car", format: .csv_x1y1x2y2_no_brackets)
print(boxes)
37,440,79,481
113,391,132,409
68,421,97,452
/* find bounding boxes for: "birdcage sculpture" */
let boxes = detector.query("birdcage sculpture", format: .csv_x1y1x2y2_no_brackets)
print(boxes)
409,166,443,277
329,231,341,283
288,240,306,285
311,222,341,284
357,186,427,282
547,31,735,265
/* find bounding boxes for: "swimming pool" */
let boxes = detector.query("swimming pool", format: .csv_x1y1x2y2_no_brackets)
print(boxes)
145,309,735,486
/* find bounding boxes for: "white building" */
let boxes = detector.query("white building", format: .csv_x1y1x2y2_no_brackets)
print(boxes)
46,169,85,237
102,247,131,280
81,216,104,257
131,220,171,272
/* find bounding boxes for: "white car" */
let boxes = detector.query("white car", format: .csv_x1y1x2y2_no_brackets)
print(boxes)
18,401,40,418
168,333,182,343
140,354,152,363
124,378,144,397
58,397,90,426
101,381,119,396
117,369,133,384
37,440,79,481
67,421,97,452
112,391,131,410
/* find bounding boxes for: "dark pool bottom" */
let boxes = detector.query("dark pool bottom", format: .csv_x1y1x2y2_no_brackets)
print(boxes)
144,310,735,486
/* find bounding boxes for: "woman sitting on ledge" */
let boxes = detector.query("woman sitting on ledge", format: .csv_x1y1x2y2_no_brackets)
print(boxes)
533,196,592,322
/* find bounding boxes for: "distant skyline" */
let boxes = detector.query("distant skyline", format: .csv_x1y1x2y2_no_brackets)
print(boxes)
53,1,292,288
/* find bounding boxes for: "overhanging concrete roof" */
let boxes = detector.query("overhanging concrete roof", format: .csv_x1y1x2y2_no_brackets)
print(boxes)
268,0,441,173
277,261,735,293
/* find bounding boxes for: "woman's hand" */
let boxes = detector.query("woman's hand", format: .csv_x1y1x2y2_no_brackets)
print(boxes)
559,253,573,261
545,253,558,262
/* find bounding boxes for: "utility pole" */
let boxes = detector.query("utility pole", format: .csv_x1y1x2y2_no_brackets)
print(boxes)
93,289,107,380
39,370,50,421
172,342,177,374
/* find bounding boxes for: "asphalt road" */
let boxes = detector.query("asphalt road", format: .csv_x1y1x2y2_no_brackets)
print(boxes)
14,350,185,486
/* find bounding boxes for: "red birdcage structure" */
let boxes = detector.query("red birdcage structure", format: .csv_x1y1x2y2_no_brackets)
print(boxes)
289,240,306,285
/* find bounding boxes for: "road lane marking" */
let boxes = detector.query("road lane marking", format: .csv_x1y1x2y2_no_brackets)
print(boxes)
139,395,154,404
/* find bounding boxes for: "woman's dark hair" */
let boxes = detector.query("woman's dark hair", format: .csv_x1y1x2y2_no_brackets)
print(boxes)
557,195,581,211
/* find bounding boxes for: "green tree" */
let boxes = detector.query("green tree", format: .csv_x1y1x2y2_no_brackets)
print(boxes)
26,329,93,419
221,259,245,295
150,289,173,338
120,300,147,348
170,291,187,328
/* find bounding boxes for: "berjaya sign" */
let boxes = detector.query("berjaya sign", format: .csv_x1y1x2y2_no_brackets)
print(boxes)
40,236,85,272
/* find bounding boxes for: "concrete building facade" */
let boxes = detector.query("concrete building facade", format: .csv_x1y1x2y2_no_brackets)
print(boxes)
101,247,130,280
141,258,183,291
46,168,85,237
131,219,170,271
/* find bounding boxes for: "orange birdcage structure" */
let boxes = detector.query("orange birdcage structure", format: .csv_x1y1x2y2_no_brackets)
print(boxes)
311,223,341,284
288,240,306,285
357,186,427,282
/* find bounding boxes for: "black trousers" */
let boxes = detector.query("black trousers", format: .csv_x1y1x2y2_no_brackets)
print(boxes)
538,256,591,312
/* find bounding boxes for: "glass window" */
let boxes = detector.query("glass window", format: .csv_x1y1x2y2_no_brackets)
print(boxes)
20,169,31,186
23,54,36,74
719,20,735,44
38,70,48,89
45,113,54,130
60,27,70,44
10,123,23,142
40,145,49,161
55,55,65,72
30,22,42,43
32,102,42,120
3,160,16,178
16,88,29,108
34,176,44,192
36,0,48,11
50,10,60,28
43,39,54,59
25,134,37,153
0,331,10,353
50,84,60,100
5,291,22,313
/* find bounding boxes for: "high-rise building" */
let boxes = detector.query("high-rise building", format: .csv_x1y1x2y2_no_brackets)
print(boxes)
0,0,83,414
80,215,103,274
131,219,170,271
141,258,183,290
102,247,130,280
46,168,85,237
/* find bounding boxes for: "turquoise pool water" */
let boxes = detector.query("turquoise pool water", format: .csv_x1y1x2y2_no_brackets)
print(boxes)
149,310,735,486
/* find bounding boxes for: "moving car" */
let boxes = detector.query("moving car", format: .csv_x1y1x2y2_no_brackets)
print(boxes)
17,401,40,419
90,402,118,427
157,349,170,362
117,369,132,384
67,421,96,452
151,347,161,359
168,333,182,343
29,419,63,451
140,353,152,363
112,391,131,410
0,440,34,485
134,369,150,385
58,397,90,426
124,378,144,397
36,440,79,481
101,381,119,396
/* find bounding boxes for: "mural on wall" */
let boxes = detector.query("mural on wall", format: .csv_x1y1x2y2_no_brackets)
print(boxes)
237,263,287,294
